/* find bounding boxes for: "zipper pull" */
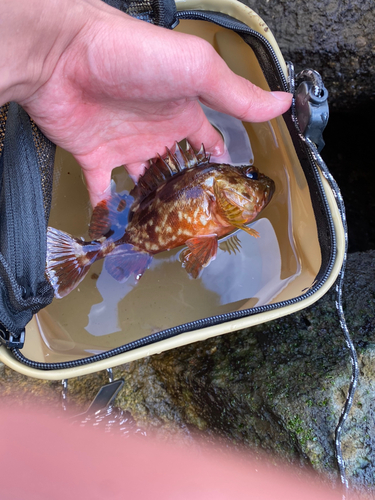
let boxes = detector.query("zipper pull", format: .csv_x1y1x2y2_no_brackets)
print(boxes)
62,370,124,418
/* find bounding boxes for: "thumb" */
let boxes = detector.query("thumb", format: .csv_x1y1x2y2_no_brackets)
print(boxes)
199,60,292,123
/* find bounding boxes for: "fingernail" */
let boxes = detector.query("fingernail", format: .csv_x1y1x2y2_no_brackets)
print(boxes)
271,91,293,101
210,144,232,164
209,141,226,157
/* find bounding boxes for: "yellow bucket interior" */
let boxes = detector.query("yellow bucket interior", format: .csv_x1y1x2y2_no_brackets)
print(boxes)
22,20,321,365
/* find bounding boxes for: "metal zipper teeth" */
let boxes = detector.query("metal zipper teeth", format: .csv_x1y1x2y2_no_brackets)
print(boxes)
11,14,337,370
175,10,289,91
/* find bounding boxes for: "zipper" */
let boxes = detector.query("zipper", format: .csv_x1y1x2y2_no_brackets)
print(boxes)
10,10,338,370
176,10,289,91
0,104,55,347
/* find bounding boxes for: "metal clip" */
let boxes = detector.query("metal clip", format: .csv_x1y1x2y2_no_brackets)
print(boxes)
62,369,124,417
81,378,124,416
295,69,329,152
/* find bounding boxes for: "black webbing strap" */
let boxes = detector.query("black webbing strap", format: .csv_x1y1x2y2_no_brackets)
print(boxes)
104,0,178,28
0,1,177,348
0,103,55,346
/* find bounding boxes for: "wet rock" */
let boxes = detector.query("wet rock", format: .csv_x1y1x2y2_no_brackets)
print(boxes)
0,250,374,497
117,250,375,496
239,0,375,111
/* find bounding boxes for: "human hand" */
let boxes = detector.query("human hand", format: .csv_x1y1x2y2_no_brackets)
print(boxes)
1,0,292,206
1,407,343,500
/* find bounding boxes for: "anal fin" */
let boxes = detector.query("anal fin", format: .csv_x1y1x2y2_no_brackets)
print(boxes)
179,234,218,279
219,233,242,255
104,244,152,283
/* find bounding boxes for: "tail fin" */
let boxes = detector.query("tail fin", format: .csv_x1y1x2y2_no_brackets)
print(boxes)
46,227,101,298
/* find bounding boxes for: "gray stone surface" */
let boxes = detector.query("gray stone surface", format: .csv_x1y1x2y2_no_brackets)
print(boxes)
1,250,375,497
239,0,375,110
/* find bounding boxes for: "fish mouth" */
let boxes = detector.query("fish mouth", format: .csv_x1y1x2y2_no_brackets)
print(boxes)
256,173,275,204
266,179,276,203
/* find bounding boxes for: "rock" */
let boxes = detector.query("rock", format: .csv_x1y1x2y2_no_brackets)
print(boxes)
239,0,375,111
0,250,374,498
111,252,375,497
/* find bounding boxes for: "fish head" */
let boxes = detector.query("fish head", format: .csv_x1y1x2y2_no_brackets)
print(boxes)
215,165,275,223
240,165,275,203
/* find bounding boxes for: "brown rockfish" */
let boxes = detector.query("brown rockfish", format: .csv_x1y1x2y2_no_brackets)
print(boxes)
46,142,275,298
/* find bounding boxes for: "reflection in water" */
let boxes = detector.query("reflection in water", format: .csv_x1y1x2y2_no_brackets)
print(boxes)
200,218,299,307
84,106,267,337
86,217,299,338
86,270,134,336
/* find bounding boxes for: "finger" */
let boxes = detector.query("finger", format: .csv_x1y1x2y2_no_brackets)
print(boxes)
81,166,113,208
198,50,292,122
201,79,292,123
210,145,232,164
124,162,148,182
185,107,226,158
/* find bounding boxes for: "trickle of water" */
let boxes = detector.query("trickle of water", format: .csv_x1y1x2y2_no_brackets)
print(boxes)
71,406,148,437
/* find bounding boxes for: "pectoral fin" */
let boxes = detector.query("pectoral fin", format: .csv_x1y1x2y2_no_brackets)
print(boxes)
213,181,259,238
179,234,218,279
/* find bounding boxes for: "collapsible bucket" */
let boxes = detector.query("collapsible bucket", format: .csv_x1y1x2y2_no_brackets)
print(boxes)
0,0,345,382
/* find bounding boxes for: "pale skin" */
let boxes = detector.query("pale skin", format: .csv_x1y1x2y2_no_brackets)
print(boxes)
0,0,292,206
0,407,344,500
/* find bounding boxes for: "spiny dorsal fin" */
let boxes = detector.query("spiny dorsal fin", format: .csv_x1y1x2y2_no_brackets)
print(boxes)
130,141,210,205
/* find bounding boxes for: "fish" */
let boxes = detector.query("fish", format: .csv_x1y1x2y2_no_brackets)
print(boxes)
46,141,275,298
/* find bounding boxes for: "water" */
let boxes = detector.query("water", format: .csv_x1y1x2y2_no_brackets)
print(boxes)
71,406,147,438
25,107,321,362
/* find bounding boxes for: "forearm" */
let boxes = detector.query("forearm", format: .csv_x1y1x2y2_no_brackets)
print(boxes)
0,0,99,106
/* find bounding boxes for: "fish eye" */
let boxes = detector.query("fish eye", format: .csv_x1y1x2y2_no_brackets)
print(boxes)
245,168,258,180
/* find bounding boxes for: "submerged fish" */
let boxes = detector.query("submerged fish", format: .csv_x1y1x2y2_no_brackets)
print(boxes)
46,142,275,298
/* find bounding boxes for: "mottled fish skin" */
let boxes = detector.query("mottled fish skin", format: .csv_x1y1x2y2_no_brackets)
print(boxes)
119,164,273,254
46,141,275,298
